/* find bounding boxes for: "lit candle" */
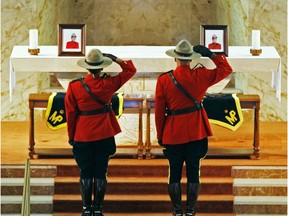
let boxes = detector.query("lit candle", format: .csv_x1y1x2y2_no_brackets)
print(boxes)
252,30,260,50
29,29,38,49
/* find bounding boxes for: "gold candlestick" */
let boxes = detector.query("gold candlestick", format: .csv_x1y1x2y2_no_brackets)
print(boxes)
28,48,40,55
250,48,262,56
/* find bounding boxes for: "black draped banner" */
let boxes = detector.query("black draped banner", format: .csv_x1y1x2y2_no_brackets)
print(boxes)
45,93,243,131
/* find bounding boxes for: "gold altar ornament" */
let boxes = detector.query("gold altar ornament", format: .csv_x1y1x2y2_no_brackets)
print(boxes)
250,48,262,56
28,48,40,55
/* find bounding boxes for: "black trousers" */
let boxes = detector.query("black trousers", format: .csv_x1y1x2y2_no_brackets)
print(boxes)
72,137,116,179
163,138,208,184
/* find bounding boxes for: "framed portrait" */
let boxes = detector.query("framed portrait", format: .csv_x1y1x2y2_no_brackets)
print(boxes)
200,25,228,56
58,24,86,56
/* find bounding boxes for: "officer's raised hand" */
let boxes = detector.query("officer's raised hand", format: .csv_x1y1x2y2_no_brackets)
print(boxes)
103,53,118,62
193,45,216,59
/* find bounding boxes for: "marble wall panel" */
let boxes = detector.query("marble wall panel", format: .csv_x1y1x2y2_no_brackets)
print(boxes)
1,0,37,108
1,0,59,120
216,0,249,46
246,0,287,121
37,0,71,45
217,0,287,121
1,0,287,125
69,0,214,46
1,165,57,178
1,185,54,195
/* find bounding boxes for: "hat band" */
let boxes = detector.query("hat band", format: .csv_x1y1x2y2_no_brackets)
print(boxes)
174,50,193,57
85,59,104,66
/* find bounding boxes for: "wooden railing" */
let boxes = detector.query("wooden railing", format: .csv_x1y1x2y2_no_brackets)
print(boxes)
145,94,260,159
28,93,144,158
21,159,31,216
28,93,260,159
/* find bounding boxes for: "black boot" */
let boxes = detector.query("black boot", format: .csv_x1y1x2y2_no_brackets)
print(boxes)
93,179,107,216
80,178,93,216
185,183,200,216
168,182,183,216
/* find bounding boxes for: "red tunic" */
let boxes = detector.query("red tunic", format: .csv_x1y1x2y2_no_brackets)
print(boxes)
155,55,233,145
208,43,222,50
66,41,79,49
65,60,136,142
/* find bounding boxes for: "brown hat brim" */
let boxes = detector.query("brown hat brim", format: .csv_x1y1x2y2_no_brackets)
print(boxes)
165,48,202,60
77,57,113,69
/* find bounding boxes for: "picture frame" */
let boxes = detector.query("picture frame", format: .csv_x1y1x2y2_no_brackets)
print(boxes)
200,25,228,56
58,24,86,56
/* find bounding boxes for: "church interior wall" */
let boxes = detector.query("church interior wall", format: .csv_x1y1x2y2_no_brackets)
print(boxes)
1,0,287,125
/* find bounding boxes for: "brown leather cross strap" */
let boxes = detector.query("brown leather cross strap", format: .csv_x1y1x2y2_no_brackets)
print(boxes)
79,78,112,113
167,71,203,115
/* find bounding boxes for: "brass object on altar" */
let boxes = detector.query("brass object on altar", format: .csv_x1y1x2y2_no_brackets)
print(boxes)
28,48,40,55
250,49,262,56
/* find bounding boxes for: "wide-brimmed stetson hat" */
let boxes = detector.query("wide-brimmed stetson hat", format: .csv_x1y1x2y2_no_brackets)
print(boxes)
166,39,201,60
77,49,112,69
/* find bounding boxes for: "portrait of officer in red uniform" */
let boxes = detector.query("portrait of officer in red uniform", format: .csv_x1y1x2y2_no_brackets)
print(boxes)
155,40,232,216
66,33,79,49
208,34,222,50
65,49,136,216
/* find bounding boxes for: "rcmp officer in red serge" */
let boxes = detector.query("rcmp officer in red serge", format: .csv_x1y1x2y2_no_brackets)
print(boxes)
155,40,232,216
65,49,136,216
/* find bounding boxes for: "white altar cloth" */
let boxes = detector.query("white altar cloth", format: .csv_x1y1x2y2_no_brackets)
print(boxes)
10,45,282,101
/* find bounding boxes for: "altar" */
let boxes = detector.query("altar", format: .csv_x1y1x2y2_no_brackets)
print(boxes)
10,45,282,100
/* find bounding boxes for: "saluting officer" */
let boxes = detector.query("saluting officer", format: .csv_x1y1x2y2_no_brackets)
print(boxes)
155,40,232,216
65,49,136,216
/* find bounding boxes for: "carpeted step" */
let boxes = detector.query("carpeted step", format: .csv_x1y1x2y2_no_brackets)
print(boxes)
53,194,234,213
55,176,233,195
56,163,232,178
53,213,236,216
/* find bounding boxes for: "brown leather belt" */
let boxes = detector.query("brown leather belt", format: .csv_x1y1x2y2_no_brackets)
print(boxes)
166,103,203,115
79,107,112,116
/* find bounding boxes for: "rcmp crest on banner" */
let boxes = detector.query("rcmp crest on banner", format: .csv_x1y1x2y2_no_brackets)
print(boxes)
45,92,124,130
45,92,66,130
203,93,243,131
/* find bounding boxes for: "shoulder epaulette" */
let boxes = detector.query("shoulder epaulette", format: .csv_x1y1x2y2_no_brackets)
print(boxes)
159,70,173,77
192,63,205,70
70,77,84,83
